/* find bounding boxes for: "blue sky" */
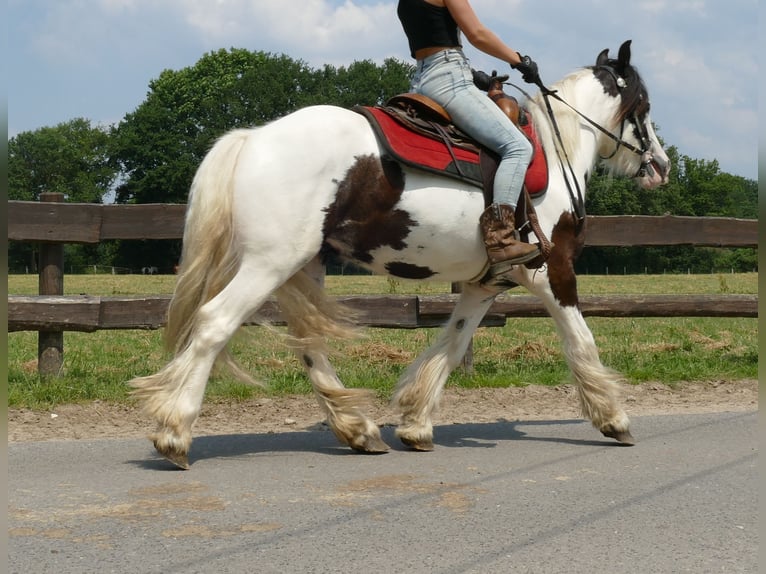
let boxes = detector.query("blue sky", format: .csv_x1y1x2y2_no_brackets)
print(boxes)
7,0,759,180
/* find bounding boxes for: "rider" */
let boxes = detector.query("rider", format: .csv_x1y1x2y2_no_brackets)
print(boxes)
397,0,543,274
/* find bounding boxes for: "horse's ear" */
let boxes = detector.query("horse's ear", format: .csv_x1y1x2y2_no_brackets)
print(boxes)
596,48,610,67
617,40,632,68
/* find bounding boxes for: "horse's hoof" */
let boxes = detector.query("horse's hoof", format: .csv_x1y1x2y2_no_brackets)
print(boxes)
154,441,191,469
400,436,434,452
350,435,390,454
601,426,636,446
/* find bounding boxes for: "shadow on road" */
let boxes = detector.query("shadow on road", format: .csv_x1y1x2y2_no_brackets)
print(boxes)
128,418,626,470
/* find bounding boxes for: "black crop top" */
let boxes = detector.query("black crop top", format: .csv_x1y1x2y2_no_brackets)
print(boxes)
397,0,462,58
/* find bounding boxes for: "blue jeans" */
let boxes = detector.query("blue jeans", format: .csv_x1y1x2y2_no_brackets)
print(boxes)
410,49,532,207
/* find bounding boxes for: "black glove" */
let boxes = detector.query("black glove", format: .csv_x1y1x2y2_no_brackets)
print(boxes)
512,54,543,88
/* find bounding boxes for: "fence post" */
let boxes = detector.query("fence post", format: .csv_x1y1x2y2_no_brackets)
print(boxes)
37,192,65,378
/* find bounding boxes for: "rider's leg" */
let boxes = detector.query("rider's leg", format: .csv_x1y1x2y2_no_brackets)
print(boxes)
410,49,538,273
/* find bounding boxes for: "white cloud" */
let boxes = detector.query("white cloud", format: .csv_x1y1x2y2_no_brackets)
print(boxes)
30,1,164,67
172,0,401,64
32,4,96,65
676,126,714,151
650,46,714,92
177,0,249,42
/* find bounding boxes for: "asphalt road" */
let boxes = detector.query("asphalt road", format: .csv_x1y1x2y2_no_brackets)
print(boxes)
8,411,758,574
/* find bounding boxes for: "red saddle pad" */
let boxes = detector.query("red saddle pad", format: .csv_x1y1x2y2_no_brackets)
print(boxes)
360,106,548,197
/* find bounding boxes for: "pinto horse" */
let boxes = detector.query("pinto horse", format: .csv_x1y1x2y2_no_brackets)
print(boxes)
131,40,670,469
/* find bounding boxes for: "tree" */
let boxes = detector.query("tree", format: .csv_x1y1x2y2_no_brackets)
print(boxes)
108,49,315,268
313,58,416,108
9,118,115,202
8,118,117,272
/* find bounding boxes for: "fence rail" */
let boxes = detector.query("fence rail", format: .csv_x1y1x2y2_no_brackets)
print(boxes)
7,293,757,333
7,196,758,376
8,200,759,247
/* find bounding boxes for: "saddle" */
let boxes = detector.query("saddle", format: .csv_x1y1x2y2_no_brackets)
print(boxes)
354,72,552,268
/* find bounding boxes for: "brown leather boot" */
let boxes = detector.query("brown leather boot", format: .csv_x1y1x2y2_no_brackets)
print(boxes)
479,203,540,275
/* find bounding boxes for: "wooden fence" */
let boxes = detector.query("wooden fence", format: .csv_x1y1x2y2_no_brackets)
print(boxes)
7,194,758,376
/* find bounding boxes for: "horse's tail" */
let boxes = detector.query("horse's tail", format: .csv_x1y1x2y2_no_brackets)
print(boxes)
163,129,251,359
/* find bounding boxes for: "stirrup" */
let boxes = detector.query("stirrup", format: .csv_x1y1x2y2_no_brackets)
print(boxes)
488,246,541,276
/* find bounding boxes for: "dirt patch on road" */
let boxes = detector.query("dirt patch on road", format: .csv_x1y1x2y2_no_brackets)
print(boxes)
8,380,758,443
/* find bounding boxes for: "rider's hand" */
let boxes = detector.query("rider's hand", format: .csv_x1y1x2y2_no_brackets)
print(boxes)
512,54,543,88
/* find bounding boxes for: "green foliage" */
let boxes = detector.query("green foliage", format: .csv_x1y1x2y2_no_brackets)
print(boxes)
312,58,416,108
110,50,413,207
587,145,757,219
9,117,116,202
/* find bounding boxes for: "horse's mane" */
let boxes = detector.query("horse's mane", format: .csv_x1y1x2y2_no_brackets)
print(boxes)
526,70,589,161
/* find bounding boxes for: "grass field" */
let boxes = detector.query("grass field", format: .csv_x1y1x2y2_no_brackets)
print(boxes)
7,273,758,408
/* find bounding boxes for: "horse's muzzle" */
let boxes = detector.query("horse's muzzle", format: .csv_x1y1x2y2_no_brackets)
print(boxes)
638,152,670,188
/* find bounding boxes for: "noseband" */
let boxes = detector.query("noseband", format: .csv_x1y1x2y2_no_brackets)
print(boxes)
600,113,654,178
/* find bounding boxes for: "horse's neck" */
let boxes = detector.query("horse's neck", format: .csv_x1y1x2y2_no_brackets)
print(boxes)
529,73,615,187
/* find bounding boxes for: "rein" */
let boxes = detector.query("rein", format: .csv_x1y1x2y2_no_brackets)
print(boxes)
540,88,587,232
508,75,655,233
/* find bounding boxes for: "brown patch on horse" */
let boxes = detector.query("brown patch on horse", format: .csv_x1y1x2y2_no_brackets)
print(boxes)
385,261,435,279
546,212,586,308
323,154,416,264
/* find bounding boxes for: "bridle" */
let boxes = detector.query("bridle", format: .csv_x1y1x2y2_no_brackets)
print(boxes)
509,66,656,232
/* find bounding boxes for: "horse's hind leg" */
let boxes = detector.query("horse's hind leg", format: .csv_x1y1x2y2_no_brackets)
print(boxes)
131,265,285,468
292,341,389,453
393,282,499,451
278,272,389,453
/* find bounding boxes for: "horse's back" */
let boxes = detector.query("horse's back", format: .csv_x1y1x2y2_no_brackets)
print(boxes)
263,105,374,141
235,105,377,173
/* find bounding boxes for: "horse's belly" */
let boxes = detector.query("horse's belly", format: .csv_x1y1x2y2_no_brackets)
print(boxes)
361,185,488,282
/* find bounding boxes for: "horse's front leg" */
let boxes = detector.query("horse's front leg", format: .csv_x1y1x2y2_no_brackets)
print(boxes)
524,273,634,445
555,303,634,443
393,282,499,451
